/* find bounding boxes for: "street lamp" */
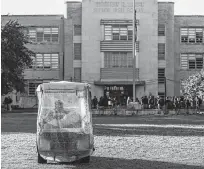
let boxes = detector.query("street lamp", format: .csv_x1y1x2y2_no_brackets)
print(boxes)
132,0,136,102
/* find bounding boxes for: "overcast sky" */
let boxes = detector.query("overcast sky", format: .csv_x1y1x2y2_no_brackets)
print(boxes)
1,0,204,16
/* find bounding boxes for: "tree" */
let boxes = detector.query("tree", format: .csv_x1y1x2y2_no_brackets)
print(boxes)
181,69,204,99
1,20,34,95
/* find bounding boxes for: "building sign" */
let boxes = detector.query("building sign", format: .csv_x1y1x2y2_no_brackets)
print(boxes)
105,86,124,91
93,0,145,13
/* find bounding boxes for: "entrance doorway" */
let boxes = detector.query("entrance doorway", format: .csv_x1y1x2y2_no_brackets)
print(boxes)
104,85,133,105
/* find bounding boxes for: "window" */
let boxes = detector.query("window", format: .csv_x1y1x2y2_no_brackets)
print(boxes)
51,28,59,42
158,24,165,36
196,54,203,69
181,28,188,43
74,68,81,82
196,28,203,43
188,54,196,69
44,54,51,68
28,82,42,96
180,54,204,70
104,25,133,41
180,54,188,70
44,28,51,42
36,28,44,42
158,68,165,84
112,25,120,40
104,52,133,68
74,43,81,60
36,54,43,68
51,54,59,69
27,27,59,43
120,25,128,40
104,25,112,40
136,41,140,52
127,25,133,40
188,28,196,43
28,28,36,42
74,25,81,36
180,28,204,43
158,43,165,60
127,52,133,67
30,53,59,69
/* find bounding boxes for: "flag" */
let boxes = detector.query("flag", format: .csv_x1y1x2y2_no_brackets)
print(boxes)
134,9,137,42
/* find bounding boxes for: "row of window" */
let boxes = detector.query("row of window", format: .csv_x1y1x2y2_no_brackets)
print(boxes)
104,52,133,68
29,52,203,71
180,53,204,70
74,43,81,60
73,41,144,61
28,67,81,96
158,43,165,60
74,24,166,38
181,28,204,43
158,68,165,84
24,27,59,43
104,25,133,41
29,53,59,69
158,24,165,36
74,26,204,44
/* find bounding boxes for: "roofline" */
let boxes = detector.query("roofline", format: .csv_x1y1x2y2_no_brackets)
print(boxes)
175,15,204,17
65,1,81,3
1,14,64,17
158,1,174,4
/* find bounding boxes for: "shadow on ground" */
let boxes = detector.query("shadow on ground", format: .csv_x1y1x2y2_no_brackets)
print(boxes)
1,113,204,137
93,125,204,137
46,156,204,169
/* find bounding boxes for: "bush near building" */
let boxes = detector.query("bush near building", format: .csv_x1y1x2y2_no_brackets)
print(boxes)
181,69,204,100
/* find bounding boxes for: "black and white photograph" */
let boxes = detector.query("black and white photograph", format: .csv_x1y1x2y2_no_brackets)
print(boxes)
1,0,204,168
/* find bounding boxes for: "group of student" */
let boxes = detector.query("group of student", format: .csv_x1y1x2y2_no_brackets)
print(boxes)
127,95,203,111
92,95,203,112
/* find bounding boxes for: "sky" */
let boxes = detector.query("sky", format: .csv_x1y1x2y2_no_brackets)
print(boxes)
1,0,204,16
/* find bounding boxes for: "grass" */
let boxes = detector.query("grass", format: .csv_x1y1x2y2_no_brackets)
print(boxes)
1,114,204,169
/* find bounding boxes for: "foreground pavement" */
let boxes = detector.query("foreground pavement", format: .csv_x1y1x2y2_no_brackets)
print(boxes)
1,113,204,169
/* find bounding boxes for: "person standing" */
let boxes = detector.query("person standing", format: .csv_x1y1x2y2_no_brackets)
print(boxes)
141,96,148,109
196,96,202,114
4,96,13,111
185,97,191,114
135,97,141,112
92,96,98,109
127,96,131,106
148,96,155,109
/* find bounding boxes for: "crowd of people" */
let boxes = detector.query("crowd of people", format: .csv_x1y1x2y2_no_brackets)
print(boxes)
91,95,203,112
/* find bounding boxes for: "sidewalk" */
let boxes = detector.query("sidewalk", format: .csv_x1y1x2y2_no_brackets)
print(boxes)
1,108,37,114
2,108,204,116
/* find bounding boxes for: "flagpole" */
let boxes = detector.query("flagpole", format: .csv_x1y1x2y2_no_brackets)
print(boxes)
132,0,136,102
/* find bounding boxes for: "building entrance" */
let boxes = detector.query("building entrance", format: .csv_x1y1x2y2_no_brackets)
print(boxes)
104,85,133,105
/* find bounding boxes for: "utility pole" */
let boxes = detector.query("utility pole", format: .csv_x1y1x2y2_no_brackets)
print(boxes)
164,76,167,113
132,0,136,102
164,77,167,100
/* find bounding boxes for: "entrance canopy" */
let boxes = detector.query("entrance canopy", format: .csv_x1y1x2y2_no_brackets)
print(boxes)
94,80,145,86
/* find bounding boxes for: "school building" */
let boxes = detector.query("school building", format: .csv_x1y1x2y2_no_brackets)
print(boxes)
1,0,204,108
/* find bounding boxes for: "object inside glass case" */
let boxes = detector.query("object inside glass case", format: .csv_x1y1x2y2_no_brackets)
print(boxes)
36,81,94,163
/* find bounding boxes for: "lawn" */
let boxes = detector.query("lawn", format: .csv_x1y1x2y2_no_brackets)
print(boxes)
1,113,204,169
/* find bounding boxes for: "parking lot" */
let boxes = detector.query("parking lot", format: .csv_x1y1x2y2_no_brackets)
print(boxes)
1,113,204,169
